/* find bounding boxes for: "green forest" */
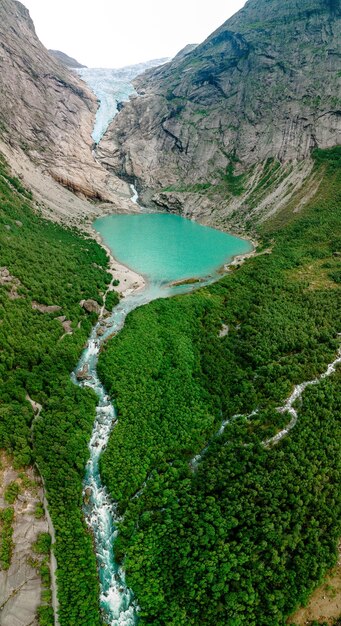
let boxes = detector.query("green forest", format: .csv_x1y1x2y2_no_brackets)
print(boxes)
97,148,341,625
0,146,340,626
0,154,109,625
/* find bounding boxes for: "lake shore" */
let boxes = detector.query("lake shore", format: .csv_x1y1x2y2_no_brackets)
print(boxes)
225,239,258,269
167,239,258,289
90,226,146,298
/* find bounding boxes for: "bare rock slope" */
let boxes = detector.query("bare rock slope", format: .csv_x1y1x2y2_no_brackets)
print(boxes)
98,0,341,227
0,0,132,219
49,49,87,69
0,453,49,626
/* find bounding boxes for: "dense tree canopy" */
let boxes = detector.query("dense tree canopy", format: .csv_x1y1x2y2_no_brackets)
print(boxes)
1,146,340,625
0,155,110,624
98,149,341,625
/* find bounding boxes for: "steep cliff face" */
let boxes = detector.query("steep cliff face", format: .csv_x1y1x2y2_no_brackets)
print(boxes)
49,50,87,68
0,0,126,209
98,0,341,227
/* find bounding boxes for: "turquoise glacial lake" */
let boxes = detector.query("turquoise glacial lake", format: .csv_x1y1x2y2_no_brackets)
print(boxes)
94,213,253,284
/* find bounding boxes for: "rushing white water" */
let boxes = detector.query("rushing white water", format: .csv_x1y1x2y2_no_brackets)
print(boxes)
192,341,341,468
73,289,161,625
129,184,139,205
264,342,341,447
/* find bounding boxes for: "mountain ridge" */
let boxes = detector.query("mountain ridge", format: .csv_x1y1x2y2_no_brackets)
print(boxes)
49,49,87,68
0,0,136,225
97,0,341,229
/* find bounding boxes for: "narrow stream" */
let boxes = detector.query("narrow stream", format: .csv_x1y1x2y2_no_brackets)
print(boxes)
191,339,341,468
263,340,341,447
73,271,219,623
73,288,159,625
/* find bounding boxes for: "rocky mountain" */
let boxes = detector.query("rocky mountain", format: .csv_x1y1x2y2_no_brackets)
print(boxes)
98,0,341,229
49,49,87,68
0,0,133,223
172,44,198,61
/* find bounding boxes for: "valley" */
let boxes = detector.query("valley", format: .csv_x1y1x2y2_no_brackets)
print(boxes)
0,0,340,625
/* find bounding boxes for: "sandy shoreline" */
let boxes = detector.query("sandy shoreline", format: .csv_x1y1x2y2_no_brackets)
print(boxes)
225,240,258,270
90,226,146,298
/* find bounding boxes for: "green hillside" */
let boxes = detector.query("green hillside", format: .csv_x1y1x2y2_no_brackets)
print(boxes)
0,154,106,624
97,148,341,625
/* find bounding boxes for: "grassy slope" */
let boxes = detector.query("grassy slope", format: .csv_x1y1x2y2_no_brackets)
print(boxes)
0,155,106,625
97,148,341,625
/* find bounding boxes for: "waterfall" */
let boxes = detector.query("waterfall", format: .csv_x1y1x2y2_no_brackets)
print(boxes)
129,184,139,205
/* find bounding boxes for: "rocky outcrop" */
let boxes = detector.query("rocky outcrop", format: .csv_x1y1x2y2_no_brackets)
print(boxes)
0,267,22,300
76,364,90,381
0,453,49,626
31,302,61,314
80,299,101,314
97,0,341,227
0,0,133,215
49,50,87,69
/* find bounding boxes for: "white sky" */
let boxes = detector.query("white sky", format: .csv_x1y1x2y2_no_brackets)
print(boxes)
22,0,247,68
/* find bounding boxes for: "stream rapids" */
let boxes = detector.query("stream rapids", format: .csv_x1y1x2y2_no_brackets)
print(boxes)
72,269,209,624
73,293,148,624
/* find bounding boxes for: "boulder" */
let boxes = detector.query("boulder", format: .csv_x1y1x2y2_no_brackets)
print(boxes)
76,364,89,380
80,299,101,314
32,301,61,313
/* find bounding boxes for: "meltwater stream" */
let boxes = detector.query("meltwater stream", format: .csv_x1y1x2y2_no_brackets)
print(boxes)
73,278,219,624
73,288,162,625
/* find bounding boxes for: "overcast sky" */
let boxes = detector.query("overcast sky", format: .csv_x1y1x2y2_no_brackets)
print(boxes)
22,0,247,68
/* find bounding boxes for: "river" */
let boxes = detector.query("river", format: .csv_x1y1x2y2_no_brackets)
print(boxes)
71,193,252,624
73,289,153,625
